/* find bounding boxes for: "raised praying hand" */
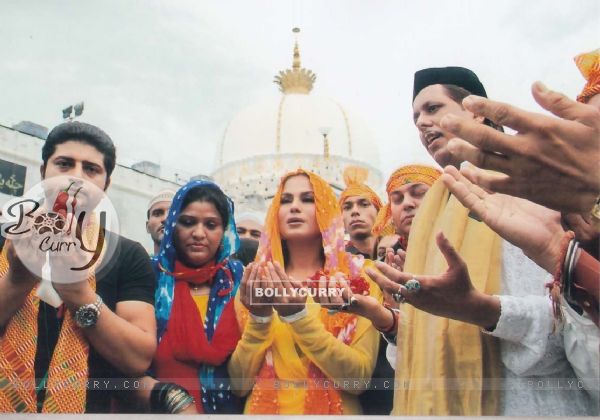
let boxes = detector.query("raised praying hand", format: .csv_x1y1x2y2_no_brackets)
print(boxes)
442,165,565,273
440,82,600,215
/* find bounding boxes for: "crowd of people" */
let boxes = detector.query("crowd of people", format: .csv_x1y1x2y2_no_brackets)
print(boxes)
0,48,599,415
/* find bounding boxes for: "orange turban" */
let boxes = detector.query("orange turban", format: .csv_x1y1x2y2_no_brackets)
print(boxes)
338,166,383,210
372,164,441,236
575,48,600,103
256,169,349,274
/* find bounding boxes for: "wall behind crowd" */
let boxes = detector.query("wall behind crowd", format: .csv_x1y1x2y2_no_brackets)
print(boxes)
0,124,180,253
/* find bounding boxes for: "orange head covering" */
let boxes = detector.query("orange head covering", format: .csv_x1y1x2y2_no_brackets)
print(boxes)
256,169,352,275
338,166,383,210
575,48,600,103
372,164,441,236
247,169,378,415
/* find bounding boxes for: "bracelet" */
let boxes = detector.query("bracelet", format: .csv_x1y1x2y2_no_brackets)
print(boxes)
280,307,308,323
377,303,400,335
546,231,575,329
165,387,195,414
150,382,169,413
150,382,195,414
564,240,580,304
249,311,273,324
379,304,400,345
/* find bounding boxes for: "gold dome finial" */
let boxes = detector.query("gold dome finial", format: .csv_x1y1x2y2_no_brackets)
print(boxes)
274,28,316,95
293,41,301,71
292,27,301,71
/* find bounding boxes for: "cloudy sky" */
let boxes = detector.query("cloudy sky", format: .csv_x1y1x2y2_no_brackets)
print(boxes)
1,0,598,183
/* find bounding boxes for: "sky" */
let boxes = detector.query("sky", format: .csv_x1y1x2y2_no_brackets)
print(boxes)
1,0,598,184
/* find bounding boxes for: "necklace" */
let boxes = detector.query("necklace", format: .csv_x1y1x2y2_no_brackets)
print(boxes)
190,284,210,296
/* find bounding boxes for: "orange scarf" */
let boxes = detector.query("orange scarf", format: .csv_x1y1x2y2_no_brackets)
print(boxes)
0,246,92,413
338,166,382,210
575,49,600,103
372,164,441,236
248,169,363,414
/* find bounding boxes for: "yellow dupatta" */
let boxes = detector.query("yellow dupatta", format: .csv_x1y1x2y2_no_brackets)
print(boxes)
392,178,503,416
238,169,381,414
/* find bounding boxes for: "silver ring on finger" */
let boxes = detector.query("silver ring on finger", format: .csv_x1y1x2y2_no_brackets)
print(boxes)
405,278,421,293
392,285,406,304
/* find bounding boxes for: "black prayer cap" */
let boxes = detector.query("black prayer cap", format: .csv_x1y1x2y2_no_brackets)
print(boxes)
413,66,487,100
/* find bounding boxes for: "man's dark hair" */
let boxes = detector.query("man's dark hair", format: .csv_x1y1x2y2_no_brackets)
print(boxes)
234,238,259,266
42,121,117,179
181,185,230,228
442,84,504,132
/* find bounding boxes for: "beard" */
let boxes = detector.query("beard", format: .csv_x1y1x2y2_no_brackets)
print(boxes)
351,231,371,241
152,231,164,245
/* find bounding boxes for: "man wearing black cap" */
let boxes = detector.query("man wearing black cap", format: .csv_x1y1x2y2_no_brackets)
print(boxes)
412,66,499,168
366,67,596,416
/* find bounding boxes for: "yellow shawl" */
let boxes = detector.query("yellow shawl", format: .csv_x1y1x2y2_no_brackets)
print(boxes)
235,169,382,414
392,178,503,415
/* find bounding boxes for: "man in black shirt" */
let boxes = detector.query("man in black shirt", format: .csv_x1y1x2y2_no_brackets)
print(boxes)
0,122,156,413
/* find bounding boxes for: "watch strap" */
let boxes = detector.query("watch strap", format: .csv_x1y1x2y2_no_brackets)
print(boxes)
74,294,103,327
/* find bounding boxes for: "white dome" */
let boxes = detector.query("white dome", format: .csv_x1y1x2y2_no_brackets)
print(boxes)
211,35,383,208
218,93,380,168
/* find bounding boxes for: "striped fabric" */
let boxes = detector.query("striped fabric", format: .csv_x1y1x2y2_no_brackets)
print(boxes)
0,246,92,413
575,49,600,103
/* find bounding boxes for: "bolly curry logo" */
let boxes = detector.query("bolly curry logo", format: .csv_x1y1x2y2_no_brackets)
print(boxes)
1,176,119,284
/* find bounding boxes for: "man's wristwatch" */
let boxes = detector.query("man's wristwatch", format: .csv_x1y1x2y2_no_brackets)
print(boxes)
74,295,104,328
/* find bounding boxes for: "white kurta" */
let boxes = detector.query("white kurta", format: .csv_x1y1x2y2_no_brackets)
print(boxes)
386,240,598,416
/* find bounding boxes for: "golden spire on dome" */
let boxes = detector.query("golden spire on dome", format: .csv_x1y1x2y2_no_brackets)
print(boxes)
274,27,316,94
